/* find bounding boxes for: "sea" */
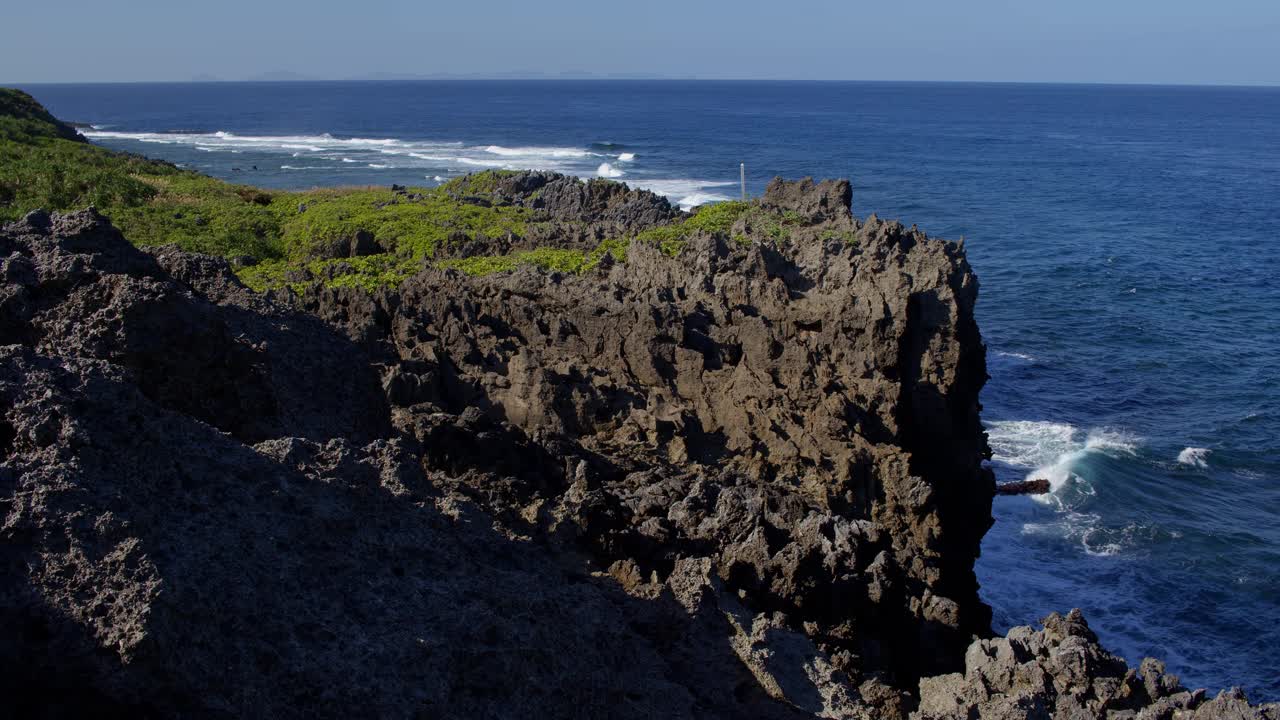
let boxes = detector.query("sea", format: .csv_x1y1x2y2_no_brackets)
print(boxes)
20,80,1280,699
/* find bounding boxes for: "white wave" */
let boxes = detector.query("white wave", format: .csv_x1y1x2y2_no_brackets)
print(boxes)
1083,428,1139,455
993,350,1036,362
635,178,736,196
85,130,754,211
456,156,514,168
986,420,1078,468
629,179,737,210
1177,447,1211,468
432,176,446,182
86,129,463,161
367,163,391,169
985,420,1138,510
484,145,592,158
84,129,631,176
675,191,734,210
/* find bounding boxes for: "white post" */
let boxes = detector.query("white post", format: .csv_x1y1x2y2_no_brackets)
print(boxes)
740,163,746,201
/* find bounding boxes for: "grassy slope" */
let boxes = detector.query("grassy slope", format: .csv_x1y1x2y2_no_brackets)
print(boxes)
0,88,816,292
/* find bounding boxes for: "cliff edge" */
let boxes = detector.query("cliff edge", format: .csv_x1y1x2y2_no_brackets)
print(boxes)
1,90,1275,717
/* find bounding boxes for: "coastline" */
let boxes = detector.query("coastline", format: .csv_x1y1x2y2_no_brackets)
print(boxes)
1,87,1276,717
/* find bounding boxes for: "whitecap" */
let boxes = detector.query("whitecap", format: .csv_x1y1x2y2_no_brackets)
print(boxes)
675,192,734,210
367,163,391,169
993,350,1036,362
629,179,737,210
432,175,446,182
455,156,514,168
985,420,1078,469
1083,428,1139,455
1177,447,1211,468
618,152,636,162
484,145,592,158
596,162,625,178
985,420,1139,510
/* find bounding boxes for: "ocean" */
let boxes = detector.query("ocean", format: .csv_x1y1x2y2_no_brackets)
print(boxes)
20,80,1280,699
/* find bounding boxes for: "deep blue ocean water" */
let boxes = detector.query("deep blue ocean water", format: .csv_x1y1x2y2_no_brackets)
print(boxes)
21,81,1280,699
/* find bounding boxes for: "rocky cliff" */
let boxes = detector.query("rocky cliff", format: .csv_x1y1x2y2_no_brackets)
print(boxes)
1,177,1274,718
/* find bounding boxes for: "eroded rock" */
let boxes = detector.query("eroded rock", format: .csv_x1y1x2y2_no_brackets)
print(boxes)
915,610,1279,719
2,186,1270,718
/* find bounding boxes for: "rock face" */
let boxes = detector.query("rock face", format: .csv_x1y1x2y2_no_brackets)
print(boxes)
0,208,801,719
917,611,1280,720
1,183,1274,718
302,175,995,689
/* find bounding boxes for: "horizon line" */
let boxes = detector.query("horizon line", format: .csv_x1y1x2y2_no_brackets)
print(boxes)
6,77,1280,90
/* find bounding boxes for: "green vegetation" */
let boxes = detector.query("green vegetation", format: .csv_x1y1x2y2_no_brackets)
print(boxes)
629,199,808,256
238,254,423,294
0,89,85,142
439,169,520,196
280,188,528,260
684,200,751,233
633,225,689,257
819,228,860,244
0,88,815,294
0,87,537,285
436,238,628,277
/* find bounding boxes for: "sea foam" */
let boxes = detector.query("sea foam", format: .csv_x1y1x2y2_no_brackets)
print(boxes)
986,419,1152,555
986,420,1137,508
631,179,736,210
86,129,743,210
1177,447,1211,468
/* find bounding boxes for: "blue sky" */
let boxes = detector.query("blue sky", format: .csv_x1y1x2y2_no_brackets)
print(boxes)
4,0,1278,85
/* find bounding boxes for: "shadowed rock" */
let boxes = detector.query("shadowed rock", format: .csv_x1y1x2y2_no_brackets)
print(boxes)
300,176,995,688
2,189,1273,718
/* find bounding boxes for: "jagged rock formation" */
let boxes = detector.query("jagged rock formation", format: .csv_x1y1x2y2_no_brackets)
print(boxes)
917,611,1279,720
300,175,995,693
0,208,803,719
1,179,1274,718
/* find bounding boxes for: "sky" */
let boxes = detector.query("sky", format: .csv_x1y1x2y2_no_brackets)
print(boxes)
3,0,1278,85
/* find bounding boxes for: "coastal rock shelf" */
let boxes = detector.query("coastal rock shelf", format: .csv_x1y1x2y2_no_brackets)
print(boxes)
1,93,1275,718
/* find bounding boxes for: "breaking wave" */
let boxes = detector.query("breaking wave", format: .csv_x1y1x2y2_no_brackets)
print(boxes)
1177,447,1211,468
84,129,599,173
986,420,1137,507
985,420,1158,556
85,129,741,212
631,179,736,210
